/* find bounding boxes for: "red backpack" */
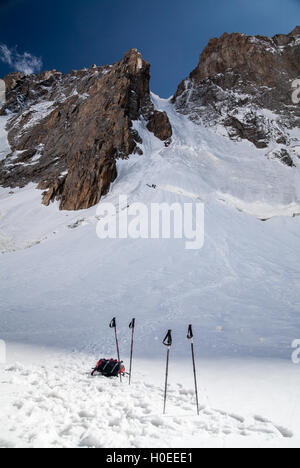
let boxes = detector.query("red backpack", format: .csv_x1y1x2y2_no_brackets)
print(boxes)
91,359,125,377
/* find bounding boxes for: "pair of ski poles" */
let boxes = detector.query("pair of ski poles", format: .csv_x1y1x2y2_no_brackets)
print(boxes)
109,318,199,415
163,325,199,415
109,317,135,384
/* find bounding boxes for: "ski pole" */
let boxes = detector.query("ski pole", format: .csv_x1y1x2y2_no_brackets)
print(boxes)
128,318,135,385
162,330,172,415
109,317,122,382
187,324,199,415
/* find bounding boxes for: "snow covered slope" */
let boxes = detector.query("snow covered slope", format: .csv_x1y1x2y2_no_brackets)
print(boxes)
0,116,10,161
1,95,300,355
0,96,300,448
0,347,298,448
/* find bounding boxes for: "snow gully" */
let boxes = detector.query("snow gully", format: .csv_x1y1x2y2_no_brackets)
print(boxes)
292,79,300,104
0,80,5,107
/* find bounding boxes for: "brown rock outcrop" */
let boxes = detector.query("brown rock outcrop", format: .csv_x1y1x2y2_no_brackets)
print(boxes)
147,111,172,145
173,27,300,156
0,49,172,210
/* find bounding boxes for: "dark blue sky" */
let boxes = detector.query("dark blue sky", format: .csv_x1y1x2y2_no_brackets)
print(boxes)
1,0,300,97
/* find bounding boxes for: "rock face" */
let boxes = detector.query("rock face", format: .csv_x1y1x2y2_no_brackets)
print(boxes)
173,27,300,163
147,111,172,145
1,29,299,211
0,49,172,210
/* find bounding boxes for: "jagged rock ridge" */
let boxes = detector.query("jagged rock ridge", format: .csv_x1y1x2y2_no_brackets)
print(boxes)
1,28,300,212
0,49,172,210
173,27,300,163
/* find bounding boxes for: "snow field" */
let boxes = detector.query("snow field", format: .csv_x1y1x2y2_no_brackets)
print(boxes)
0,349,297,448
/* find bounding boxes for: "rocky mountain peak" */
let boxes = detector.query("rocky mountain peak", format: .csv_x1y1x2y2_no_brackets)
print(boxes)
179,29,300,88
289,26,300,37
173,28,300,163
0,50,172,211
123,48,145,72
1,28,299,213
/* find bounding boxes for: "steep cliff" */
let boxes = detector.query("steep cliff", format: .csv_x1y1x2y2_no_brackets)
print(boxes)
173,27,300,163
1,28,300,211
0,49,172,210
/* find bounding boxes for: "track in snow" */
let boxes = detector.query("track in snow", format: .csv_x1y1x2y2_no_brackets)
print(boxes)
0,353,294,448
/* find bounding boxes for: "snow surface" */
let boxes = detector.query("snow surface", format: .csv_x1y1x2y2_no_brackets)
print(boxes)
0,345,299,448
0,116,10,161
0,95,300,448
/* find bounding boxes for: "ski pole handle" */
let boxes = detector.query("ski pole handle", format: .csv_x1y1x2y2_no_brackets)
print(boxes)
129,318,136,329
163,330,172,347
109,317,116,329
187,324,193,340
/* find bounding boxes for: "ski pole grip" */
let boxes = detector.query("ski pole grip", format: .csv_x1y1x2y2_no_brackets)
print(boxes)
129,318,136,329
187,324,193,340
109,317,116,328
163,330,172,347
